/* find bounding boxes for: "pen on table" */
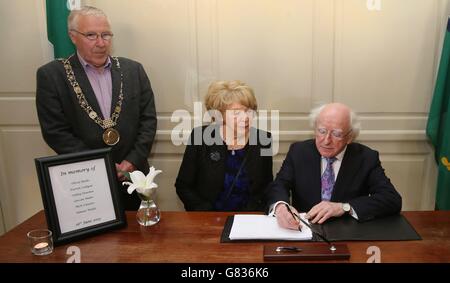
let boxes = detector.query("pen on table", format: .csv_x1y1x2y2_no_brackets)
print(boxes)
284,203,336,251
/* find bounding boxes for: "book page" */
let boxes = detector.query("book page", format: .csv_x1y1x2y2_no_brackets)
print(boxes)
229,214,312,240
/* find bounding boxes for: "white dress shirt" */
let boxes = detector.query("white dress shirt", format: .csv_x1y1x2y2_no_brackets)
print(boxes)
320,147,346,180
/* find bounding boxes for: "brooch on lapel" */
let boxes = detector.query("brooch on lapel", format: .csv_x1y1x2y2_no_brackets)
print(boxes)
210,151,221,162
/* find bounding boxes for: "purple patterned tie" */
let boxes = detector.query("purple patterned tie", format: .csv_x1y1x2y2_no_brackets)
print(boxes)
321,157,337,201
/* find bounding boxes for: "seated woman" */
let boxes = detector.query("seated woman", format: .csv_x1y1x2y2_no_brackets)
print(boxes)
175,80,273,211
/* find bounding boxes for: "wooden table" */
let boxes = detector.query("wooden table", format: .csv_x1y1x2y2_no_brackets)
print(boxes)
0,211,449,263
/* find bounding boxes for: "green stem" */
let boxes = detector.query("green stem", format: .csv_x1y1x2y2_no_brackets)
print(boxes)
144,200,149,225
139,194,149,226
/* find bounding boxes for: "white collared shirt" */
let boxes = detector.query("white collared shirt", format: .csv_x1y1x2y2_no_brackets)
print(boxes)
320,146,347,181
77,52,112,119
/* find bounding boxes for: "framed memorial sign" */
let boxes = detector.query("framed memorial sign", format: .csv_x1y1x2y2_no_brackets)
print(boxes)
35,148,126,245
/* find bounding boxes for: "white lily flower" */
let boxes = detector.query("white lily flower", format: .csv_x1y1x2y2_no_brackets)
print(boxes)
122,166,162,198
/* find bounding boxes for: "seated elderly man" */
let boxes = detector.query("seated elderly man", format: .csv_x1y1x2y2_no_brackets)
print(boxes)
266,103,402,230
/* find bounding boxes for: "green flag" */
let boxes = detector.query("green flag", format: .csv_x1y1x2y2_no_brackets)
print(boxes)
426,18,450,210
46,0,75,58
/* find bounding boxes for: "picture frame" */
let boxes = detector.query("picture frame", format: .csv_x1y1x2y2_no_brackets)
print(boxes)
35,148,126,245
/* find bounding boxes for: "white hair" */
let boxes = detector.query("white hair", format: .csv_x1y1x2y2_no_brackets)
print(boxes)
309,104,361,140
67,6,110,31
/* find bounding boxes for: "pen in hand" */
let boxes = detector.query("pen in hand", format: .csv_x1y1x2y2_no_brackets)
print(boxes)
284,204,302,232
283,204,336,251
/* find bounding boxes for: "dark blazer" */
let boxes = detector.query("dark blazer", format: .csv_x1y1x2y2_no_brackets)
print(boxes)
36,55,157,173
176,125,273,211
36,55,157,210
265,139,402,221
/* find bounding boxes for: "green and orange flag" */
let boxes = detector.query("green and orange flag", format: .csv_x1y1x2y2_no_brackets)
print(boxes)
426,18,450,210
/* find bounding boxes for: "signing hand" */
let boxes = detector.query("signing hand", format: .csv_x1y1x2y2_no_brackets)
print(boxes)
305,201,345,224
275,203,302,230
116,160,136,181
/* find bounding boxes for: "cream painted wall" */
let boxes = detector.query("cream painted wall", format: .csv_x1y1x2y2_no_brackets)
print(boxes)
0,0,446,234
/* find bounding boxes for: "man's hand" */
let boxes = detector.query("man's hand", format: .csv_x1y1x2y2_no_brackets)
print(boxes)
275,203,302,230
306,201,345,224
116,160,136,181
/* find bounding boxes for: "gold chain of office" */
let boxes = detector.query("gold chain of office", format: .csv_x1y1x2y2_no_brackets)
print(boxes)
59,55,124,146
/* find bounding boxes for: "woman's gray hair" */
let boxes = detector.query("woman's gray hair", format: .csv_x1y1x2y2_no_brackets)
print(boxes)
309,104,361,140
67,6,110,31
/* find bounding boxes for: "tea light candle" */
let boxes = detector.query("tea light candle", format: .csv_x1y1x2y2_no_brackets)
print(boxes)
34,242,49,249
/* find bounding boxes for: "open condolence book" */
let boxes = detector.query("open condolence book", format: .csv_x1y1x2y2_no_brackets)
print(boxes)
229,214,312,240
222,213,421,243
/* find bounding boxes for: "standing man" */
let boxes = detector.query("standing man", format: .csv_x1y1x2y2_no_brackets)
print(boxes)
266,103,401,229
36,6,157,210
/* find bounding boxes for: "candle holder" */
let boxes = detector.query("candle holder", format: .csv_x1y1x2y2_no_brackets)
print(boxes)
27,229,53,256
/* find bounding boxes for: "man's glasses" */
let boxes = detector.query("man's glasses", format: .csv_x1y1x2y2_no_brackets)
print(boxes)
316,128,352,140
71,29,114,41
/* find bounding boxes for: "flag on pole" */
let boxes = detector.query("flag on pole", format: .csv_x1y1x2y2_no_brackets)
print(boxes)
46,0,75,58
426,18,450,210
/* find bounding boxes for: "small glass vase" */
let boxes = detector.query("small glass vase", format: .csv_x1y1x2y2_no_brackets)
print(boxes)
136,193,161,226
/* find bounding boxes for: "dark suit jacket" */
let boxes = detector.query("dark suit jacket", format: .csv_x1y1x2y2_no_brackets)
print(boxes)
176,126,273,211
265,139,402,221
36,55,157,209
